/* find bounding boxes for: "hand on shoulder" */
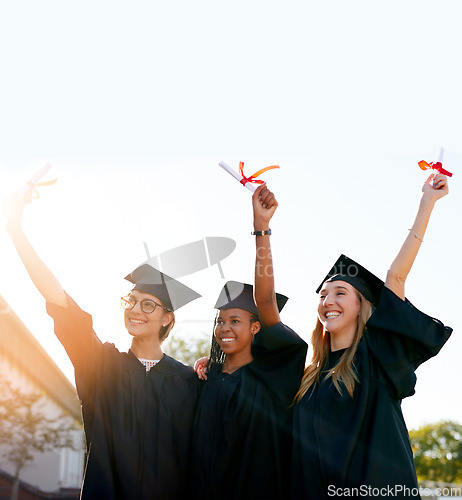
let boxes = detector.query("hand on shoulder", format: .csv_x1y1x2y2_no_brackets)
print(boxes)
194,356,209,380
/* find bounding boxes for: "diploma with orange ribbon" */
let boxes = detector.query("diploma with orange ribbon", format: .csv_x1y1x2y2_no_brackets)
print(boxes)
418,147,453,177
18,164,57,199
219,161,280,192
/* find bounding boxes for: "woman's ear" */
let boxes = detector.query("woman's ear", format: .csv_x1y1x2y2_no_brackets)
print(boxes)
163,311,174,327
251,321,261,336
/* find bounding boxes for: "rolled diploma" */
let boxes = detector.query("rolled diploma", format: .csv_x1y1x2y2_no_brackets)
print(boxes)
18,164,52,197
434,146,444,164
219,161,256,193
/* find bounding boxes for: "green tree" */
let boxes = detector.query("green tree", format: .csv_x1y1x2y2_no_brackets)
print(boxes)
0,372,79,500
164,334,210,367
410,420,462,484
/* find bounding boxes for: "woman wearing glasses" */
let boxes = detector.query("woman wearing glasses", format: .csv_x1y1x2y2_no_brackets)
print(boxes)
4,194,202,500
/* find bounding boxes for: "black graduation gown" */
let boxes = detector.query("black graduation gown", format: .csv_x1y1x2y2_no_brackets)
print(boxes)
192,322,308,500
291,287,453,500
47,294,202,500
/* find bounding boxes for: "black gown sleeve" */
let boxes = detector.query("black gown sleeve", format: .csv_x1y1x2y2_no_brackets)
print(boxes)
46,292,102,401
250,322,308,407
365,286,452,399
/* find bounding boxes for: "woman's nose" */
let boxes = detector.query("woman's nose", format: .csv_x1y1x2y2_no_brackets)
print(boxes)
133,300,143,312
323,294,333,306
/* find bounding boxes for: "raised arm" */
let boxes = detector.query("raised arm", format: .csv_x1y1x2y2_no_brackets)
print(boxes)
385,173,449,300
253,184,280,328
3,193,67,307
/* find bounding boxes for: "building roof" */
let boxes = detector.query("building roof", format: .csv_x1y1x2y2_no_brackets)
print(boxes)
0,295,81,421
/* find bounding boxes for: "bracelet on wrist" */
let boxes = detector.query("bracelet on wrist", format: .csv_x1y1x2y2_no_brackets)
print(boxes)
408,229,423,242
251,229,272,236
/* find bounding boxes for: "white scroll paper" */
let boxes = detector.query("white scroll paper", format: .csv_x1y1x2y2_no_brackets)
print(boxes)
219,161,257,193
18,163,53,198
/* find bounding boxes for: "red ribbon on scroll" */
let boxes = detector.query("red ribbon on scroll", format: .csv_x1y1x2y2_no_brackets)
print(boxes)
238,162,280,186
418,160,453,177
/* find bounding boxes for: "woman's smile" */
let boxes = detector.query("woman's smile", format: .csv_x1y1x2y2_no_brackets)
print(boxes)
220,336,236,344
318,281,361,344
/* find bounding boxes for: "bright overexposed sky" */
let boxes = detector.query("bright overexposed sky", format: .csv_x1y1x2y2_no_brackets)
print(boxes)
1,1,461,431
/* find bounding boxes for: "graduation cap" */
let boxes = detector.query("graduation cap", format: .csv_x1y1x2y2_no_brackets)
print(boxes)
214,281,288,315
124,263,201,311
316,254,384,307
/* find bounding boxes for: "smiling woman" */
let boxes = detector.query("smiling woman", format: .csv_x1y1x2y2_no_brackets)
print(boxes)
317,282,362,351
191,185,307,500
3,192,203,499
213,307,259,369
291,174,453,499
122,292,174,345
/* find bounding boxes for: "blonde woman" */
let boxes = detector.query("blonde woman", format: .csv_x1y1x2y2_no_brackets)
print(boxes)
291,174,453,499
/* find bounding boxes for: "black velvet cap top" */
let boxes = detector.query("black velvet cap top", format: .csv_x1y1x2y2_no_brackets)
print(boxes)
125,263,201,311
214,280,288,315
316,254,384,307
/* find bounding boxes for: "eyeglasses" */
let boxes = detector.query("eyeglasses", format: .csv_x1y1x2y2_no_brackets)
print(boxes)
121,296,172,314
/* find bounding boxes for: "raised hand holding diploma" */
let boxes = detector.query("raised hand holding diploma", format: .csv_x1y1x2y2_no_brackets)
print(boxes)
3,164,56,229
422,172,449,204
219,160,280,192
252,183,278,228
13,163,57,206
2,192,29,228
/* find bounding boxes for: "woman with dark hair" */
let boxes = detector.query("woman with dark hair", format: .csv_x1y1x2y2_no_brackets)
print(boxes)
192,184,308,500
4,193,202,499
291,173,453,499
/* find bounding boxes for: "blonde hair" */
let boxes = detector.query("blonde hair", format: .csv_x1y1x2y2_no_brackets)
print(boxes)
295,292,374,401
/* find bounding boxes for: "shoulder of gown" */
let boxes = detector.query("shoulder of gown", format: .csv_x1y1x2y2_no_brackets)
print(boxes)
156,353,202,381
250,321,308,406
46,291,102,368
364,286,452,399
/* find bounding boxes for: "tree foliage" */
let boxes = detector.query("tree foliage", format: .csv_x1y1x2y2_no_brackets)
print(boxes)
0,372,79,499
164,334,210,367
410,420,462,484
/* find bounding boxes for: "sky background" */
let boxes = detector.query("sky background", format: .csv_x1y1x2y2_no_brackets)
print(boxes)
1,0,461,431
